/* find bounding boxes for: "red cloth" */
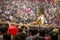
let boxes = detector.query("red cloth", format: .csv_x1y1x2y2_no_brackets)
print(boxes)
8,25,18,35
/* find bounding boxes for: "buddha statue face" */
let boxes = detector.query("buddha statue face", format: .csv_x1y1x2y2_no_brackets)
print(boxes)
38,5,44,17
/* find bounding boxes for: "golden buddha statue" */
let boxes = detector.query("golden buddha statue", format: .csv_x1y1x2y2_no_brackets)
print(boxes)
28,5,45,27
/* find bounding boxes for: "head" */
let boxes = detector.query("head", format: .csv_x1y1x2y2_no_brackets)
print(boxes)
38,5,44,16
39,27,45,37
29,26,38,36
17,32,27,40
3,33,11,40
0,27,4,35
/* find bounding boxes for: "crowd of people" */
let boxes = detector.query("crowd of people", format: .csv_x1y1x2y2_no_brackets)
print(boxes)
0,0,38,23
0,0,60,25
0,21,60,40
0,0,60,40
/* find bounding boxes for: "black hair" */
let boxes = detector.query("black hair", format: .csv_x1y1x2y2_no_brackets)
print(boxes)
18,28,23,32
29,26,38,36
15,32,27,40
3,24,9,33
25,29,29,33
0,27,3,33
0,24,9,33
39,27,45,37
3,33,11,40
45,27,53,34
51,32,58,40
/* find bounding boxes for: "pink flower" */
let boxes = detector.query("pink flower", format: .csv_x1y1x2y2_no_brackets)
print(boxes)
26,8,31,13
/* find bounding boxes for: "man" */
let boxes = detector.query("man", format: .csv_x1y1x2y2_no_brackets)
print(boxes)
26,26,38,40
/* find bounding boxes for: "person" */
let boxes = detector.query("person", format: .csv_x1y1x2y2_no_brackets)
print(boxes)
44,33,51,40
0,27,4,40
3,33,11,40
15,32,27,40
26,26,38,40
39,27,45,37
32,27,45,40
51,27,59,40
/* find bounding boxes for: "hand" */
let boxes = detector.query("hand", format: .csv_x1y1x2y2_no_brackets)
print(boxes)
6,21,10,24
